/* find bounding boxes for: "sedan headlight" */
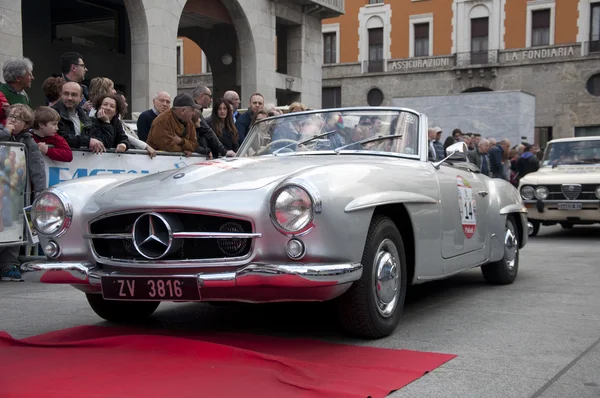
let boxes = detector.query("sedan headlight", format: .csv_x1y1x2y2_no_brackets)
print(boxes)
270,185,316,234
596,186,600,199
31,190,72,236
535,186,549,200
521,186,535,200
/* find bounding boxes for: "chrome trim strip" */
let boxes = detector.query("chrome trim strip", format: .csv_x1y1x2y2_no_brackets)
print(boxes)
523,200,600,204
84,233,133,239
92,254,253,268
20,260,363,290
87,208,256,227
172,232,262,239
499,204,528,215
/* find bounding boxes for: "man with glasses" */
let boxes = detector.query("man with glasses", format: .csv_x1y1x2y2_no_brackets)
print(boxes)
0,57,34,108
60,52,91,112
192,85,235,158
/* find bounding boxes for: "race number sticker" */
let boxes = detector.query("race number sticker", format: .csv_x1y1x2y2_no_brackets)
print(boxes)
456,176,476,239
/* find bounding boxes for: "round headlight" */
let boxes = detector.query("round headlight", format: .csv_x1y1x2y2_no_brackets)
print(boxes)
270,185,314,234
521,186,535,200
31,190,72,236
535,186,549,200
596,186,600,199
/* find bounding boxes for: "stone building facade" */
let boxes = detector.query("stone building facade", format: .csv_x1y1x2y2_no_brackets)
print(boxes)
0,0,343,113
321,0,600,144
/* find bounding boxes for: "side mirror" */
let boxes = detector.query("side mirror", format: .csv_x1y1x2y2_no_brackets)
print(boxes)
432,142,469,170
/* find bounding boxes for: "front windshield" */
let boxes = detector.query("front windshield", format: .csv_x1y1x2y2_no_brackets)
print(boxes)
542,140,600,166
237,109,420,158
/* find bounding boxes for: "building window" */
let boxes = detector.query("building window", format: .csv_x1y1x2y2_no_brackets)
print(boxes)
414,23,430,57
367,88,384,106
531,9,551,46
470,17,489,64
587,74,600,96
358,5,391,73
323,32,337,64
526,0,555,48
369,0,383,4
176,40,183,75
322,87,341,108
591,3,600,53
368,28,384,72
575,126,600,137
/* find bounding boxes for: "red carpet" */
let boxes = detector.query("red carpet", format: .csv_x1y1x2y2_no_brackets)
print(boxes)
0,325,455,398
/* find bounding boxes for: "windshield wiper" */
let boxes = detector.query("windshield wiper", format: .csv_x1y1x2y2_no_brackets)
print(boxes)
334,134,404,154
272,130,338,156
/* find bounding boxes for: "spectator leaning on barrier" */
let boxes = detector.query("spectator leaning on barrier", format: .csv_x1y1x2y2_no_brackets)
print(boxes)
0,104,46,282
192,86,235,159
90,94,130,153
115,92,156,158
52,82,104,154
0,58,34,108
146,93,199,157
32,106,73,163
137,91,172,142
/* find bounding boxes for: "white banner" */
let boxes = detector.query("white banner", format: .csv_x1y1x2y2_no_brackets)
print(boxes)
44,150,207,187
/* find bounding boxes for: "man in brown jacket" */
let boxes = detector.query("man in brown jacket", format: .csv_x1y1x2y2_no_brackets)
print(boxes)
146,93,200,157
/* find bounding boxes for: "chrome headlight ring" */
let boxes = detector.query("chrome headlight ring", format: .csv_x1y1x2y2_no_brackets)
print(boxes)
269,179,322,236
31,188,73,237
535,186,549,200
595,186,600,199
521,186,535,200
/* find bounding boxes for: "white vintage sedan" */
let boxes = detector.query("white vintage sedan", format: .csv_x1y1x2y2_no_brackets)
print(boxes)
518,136,600,236
22,107,528,339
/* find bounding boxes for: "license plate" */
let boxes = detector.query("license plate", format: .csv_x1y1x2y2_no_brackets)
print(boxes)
101,276,200,301
557,202,582,211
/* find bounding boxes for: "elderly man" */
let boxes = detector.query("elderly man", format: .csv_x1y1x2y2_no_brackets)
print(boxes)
427,127,439,161
137,91,172,141
223,90,241,122
192,85,235,158
0,58,34,107
52,81,105,153
235,92,264,143
468,138,492,176
146,93,199,157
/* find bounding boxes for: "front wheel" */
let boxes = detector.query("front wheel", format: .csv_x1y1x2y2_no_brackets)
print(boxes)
336,215,407,339
481,215,519,285
86,294,160,322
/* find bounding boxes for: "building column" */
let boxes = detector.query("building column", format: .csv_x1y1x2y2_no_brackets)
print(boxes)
0,0,24,73
299,14,323,108
126,0,184,113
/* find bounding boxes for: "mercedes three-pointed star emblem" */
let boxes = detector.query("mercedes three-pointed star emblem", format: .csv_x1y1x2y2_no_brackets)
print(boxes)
132,212,173,259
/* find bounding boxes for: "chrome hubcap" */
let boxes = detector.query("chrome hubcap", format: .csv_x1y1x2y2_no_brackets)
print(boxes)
373,238,400,318
504,226,518,270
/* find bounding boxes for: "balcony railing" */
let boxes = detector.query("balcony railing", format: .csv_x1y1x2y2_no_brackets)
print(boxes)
456,50,499,67
587,40,600,54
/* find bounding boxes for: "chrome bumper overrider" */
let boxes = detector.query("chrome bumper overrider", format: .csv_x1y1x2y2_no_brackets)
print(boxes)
20,261,362,290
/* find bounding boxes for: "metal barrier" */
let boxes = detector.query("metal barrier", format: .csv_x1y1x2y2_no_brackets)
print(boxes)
0,142,29,248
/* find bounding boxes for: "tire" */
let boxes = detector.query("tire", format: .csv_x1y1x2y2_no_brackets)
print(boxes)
560,223,573,229
86,293,160,322
481,215,519,285
529,220,540,237
336,215,407,339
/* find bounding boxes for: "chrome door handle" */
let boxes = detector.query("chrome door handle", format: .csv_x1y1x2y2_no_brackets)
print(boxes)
478,191,488,198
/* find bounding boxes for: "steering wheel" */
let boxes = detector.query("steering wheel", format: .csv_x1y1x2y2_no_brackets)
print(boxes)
256,139,299,156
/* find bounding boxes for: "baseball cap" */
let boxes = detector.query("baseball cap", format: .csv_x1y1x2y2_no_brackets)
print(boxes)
173,93,202,110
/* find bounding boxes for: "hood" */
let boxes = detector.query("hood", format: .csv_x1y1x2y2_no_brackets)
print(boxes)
520,165,600,185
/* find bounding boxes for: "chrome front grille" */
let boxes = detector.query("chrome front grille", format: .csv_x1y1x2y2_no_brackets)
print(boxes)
87,211,259,263
561,184,582,200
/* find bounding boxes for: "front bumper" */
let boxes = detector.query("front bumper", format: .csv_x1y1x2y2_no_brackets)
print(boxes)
20,261,363,303
524,200,600,223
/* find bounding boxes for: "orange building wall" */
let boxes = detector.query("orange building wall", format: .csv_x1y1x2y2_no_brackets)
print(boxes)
323,1,361,63
555,0,578,44
181,37,203,75
505,0,578,49
390,0,454,58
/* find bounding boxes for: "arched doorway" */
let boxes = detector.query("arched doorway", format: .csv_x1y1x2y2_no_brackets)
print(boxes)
462,87,494,93
21,0,133,108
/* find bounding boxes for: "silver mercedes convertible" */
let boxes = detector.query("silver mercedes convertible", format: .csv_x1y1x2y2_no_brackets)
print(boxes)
22,107,528,339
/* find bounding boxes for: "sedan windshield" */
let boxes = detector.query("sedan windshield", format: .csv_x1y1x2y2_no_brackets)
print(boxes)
237,109,420,158
542,140,600,166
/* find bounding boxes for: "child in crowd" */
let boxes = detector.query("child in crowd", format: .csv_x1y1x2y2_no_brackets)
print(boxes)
32,106,73,162
0,104,46,281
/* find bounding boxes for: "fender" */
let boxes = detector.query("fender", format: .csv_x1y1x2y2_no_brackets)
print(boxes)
344,191,438,213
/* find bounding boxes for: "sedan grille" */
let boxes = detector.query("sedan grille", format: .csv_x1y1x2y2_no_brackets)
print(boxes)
88,212,257,262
